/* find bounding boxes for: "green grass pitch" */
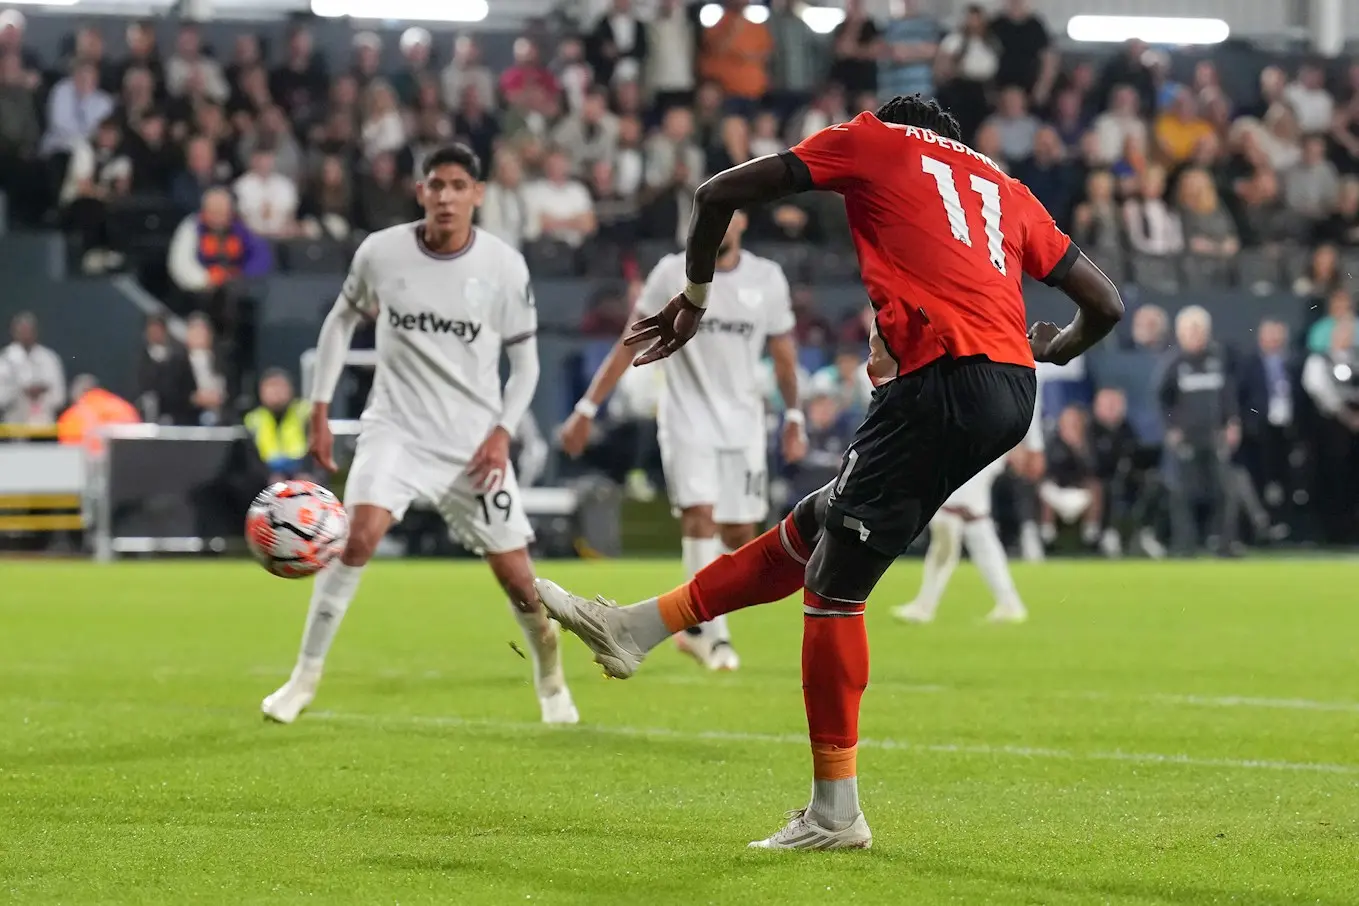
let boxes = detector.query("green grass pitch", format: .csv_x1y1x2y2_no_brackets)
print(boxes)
3,558,1358,905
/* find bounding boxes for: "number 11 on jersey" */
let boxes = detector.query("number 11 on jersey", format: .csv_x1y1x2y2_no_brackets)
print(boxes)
921,155,1007,275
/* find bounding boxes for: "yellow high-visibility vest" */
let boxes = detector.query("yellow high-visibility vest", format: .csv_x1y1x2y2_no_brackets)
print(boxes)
245,401,310,463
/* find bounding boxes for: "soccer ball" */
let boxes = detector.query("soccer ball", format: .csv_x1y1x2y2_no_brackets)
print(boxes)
245,480,349,578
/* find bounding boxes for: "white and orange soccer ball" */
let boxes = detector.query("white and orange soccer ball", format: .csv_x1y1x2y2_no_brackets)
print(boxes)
245,480,349,578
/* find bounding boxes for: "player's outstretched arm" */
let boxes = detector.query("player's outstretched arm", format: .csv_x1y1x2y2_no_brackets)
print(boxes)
768,334,807,464
560,337,637,458
1030,253,1124,366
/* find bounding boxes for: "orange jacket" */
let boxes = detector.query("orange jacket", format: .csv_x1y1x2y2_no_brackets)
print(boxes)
57,388,141,453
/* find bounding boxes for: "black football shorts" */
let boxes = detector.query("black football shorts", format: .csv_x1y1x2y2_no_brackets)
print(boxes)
825,354,1037,558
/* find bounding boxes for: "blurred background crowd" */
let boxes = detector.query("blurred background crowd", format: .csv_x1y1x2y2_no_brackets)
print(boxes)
1,0,1358,558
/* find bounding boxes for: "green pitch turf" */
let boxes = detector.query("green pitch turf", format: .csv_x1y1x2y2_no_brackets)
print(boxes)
3,558,1358,905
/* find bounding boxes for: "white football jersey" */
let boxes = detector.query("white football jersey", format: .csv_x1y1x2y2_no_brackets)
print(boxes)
634,250,795,449
341,223,536,459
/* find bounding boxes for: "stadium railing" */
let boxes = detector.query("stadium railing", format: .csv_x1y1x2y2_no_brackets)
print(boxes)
0,424,84,534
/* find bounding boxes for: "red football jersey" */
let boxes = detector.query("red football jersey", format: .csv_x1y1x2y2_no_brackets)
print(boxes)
787,111,1077,381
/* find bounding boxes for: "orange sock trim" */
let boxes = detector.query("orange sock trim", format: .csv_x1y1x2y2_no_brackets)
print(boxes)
811,742,859,781
657,585,700,633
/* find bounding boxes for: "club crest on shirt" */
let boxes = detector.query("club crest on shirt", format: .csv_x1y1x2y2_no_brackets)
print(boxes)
463,277,495,313
737,288,763,309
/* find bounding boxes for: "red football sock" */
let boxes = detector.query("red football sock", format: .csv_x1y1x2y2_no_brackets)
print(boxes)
802,589,869,780
657,513,810,633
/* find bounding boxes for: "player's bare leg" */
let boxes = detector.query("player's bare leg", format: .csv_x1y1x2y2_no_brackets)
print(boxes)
485,547,579,724
893,510,964,624
262,504,392,724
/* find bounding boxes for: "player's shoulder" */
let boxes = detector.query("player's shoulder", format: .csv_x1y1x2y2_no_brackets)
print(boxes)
649,251,686,278
355,221,420,263
468,226,529,272
738,249,791,285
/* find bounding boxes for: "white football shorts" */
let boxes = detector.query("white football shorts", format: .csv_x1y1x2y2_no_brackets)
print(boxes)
344,427,534,555
659,433,770,526
938,456,1008,519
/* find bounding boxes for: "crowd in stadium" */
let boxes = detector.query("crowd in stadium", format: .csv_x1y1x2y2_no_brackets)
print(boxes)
1,0,1358,554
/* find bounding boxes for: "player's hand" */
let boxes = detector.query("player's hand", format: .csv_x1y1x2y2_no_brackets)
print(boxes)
309,409,337,473
624,294,706,366
558,412,592,458
468,425,511,492
1027,321,1065,364
781,419,808,464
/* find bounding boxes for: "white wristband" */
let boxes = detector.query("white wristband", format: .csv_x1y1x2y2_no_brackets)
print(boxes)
682,280,710,310
574,398,599,419
784,408,805,426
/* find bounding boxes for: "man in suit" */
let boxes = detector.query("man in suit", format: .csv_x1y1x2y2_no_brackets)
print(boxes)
1237,318,1303,533
135,313,195,425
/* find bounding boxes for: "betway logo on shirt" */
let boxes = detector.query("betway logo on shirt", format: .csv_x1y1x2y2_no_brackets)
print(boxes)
387,306,482,342
697,317,756,339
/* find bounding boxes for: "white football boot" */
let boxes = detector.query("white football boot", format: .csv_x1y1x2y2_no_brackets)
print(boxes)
707,639,741,671
891,601,936,624
538,687,580,724
261,661,323,724
749,809,873,851
674,629,742,671
985,599,1029,624
534,579,645,679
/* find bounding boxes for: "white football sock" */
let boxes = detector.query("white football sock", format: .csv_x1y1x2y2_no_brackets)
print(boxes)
298,561,364,665
912,513,963,617
963,518,1022,608
707,540,737,643
619,597,672,653
810,777,861,830
681,535,722,639
508,600,564,697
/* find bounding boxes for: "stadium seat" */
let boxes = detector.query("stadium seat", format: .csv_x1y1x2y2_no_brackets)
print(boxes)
634,239,676,274
808,248,860,284
1236,251,1281,293
280,240,349,274
752,242,810,282
1281,243,1314,285
1087,248,1127,286
523,239,580,277
1183,255,1233,290
582,241,625,278
1130,254,1181,293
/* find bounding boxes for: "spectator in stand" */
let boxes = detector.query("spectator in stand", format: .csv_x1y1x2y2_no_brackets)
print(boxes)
935,4,1000,142
1295,244,1343,303
879,0,940,104
233,148,298,240
1096,39,1156,118
1124,165,1183,257
451,83,499,170
588,0,648,88
1329,90,1359,175
1315,177,1359,246
809,345,874,422
1090,84,1148,167
298,154,354,242
1229,125,1289,246
990,0,1057,108
441,35,497,113
41,61,116,156
187,101,236,173
354,152,416,232
391,27,434,107
588,157,639,243
788,83,847,143
480,147,530,250
501,38,559,109
1088,387,1139,556
1014,126,1076,230
693,79,727,148
166,24,228,103
67,26,112,94
524,148,597,249
245,369,313,483
1285,59,1334,135
790,389,854,503
552,85,619,176
224,33,261,97
170,136,224,214
1284,134,1341,225
125,111,175,194
0,50,42,218
1155,87,1214,166
766,0,821,119
709,113,754,173
56,374,140,455
359,80,408,162
643,105,704,242
135,313,194,425
0,312,65,427
1071,169,1124,269
1039,404,1103,549
167,187,271,379
228,63,273,130
1238,318,1299,528
117,65,157,133
182,312,231,426
700,0,773,114
0,10,40,80
1121,304,1170,447
972,121,1008,172
750,110,782,158
985,86,1041,164
237,104,304,184
647,0,696,113
1259,105,1303,172
829,0,881,99
614,115,645,196
551,36,594,115
350,31,383,87
271,26,327,127
1178,168,1239,260
1306,288,1355,356
115,19,163,99
1302,316,1359,543
59,116,130,273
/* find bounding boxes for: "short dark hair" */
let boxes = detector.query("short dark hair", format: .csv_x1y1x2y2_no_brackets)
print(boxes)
422,143,482,181
875,94,963,141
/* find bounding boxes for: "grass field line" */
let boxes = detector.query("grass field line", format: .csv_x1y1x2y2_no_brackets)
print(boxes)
310,709,1359,776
